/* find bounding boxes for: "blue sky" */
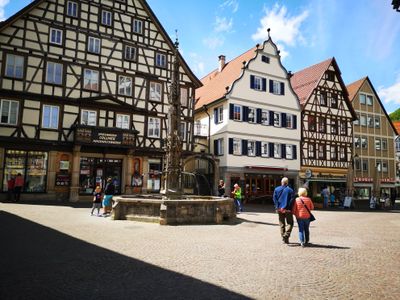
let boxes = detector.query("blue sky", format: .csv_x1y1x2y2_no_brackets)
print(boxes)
2,0,399,114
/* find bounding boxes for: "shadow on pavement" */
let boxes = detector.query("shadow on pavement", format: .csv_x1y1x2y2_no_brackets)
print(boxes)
287,243,350,250
0,211,249,300
235,217,279,227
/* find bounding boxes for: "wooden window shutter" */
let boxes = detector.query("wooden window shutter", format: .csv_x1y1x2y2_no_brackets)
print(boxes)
242,139,248,155
243,106,249,122
229,104,234,120
250,75,255,89
280,82,285,95
293,145,297,160
262,78,267,91
269,142,274,158
269,80,274,93
281,113,287,128
229,138,233,154
256,109,262,124
281,144,286,159
214,139,218,155
214,108,218,124
293,115,297,129
256,141,262,156
269,111,274,126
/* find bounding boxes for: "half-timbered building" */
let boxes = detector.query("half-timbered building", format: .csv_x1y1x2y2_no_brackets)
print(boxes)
347,77,397,200
194,37,301,201
290,58,357,198
0,0,201,202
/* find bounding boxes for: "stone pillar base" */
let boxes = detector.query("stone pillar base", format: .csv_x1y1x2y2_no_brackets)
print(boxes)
69,186,80,202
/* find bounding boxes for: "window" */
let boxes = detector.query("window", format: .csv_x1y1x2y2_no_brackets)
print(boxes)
308,115,316,131
339,146,346,161
180,88,188,107
272,80,283,95
5,54,24,79
326,71,335,81
367,116,373,128
382,161,388,173
180,122,186,141
261,55,270,63
274,144,281,158
273,112,280,127
252,76,263,91
42,105,59,129
354,114,360,125
355,159,361,171
360,115,366,126
359,94,366,104
331,146,337,160
124,45,136,61
46,62,63,85
261,142,269,157
375,139,381,150
83,69,99,91
67,1,78,17
50,28,62,45
101,10,112,26
376,161,382,172
320,92,327,106
248,107,256,123
233,105,242,121
233,139,241,155
155,53,166,68
374,117,380,128
149,82,162,101
88,37,101,54
362,160,368,171
133,19,143,34
286,114,293,129
366,95,373,105
215,138,224,155
331,119,338,134
216,106,223,123
118,75,132,96
340,121,347,135
308,144,315,158
0,100,18,125
318,144,325,159
354,136,361,148
116,114,130,129
318,117,326,133
81,110,96,126
331,94,338,108
248,141,256,156
286,145,293,159
382,139,387,150
361,137,368,149
261,110,269,125
148,117,161,138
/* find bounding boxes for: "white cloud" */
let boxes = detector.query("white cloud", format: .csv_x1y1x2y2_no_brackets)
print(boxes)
252,4,309,47
220,0,239,13
188,53,205,77
203,36,224,50
378,76,400,106
0,0,10,21
214,16,233,33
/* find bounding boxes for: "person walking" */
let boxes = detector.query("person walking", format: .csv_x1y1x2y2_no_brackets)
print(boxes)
91,186,102,216
14,173,24,202
217,179,225,197
231,183,243,213
273,177,294,244
390,189,397,209
7,176,15,202
321,187,330,208
292,188,315,247
102,177,115,216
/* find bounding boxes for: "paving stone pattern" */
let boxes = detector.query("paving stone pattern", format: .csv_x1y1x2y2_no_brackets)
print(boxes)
0,202,399,299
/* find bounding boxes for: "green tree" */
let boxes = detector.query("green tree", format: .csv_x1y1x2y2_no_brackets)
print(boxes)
389,108,400,121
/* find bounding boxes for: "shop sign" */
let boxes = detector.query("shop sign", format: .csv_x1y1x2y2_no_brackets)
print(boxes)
59,160,70,170
354,177,373,183
75,127,135,147
56,173,70,186
305,169,312,178
381,178,395,183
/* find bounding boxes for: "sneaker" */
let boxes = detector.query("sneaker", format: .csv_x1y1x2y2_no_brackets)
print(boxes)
300,242,305,248
282,237,289,244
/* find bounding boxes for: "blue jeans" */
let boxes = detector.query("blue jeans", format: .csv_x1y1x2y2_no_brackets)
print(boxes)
323,196,328,208
297,218,310,243
234,198,242,212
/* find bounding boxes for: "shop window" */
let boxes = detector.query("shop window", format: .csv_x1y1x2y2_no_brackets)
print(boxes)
132,159,143,187
2,150,48,193
147,160,162,192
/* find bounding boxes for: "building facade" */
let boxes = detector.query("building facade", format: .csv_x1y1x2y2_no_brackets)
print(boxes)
0,0,201,202
391,121,400,195
194,38,301,202
290,58,357,198
347,77,397,200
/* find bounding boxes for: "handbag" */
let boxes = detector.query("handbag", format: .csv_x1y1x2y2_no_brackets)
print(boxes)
299,197,315,222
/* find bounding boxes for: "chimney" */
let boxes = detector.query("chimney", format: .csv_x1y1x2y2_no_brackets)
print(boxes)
218,55,226,72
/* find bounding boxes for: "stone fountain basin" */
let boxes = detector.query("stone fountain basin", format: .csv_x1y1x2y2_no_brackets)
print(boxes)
111,195,236,225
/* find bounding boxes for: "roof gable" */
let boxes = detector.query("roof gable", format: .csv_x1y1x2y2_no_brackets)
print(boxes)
346,77,367,101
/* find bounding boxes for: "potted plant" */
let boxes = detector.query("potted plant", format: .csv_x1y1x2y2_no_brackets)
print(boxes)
313,196,324,209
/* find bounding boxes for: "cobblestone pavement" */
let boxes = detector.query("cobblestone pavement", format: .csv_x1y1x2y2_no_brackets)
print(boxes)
1,202,399,300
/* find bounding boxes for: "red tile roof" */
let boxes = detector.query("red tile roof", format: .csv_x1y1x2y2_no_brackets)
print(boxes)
393,121,400,135
290,58,332,107
346,77,367,101
195,46,258,110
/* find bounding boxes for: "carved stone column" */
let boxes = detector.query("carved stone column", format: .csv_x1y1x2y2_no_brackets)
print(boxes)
124,151,134,195
69,146,81,202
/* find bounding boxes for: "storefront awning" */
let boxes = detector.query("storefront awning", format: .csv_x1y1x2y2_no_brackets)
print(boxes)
306,178,347,183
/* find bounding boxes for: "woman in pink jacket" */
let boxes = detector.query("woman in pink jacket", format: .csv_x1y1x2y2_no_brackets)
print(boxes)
292,188,314,247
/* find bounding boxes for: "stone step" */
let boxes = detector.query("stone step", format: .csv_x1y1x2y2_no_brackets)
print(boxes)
125,214,160,223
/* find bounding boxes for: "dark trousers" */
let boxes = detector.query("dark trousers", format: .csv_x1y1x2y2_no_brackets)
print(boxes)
278,212,293,239
7,189,14,202
14,186,22,202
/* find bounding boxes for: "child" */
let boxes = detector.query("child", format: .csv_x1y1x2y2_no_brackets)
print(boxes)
91,186,102,216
